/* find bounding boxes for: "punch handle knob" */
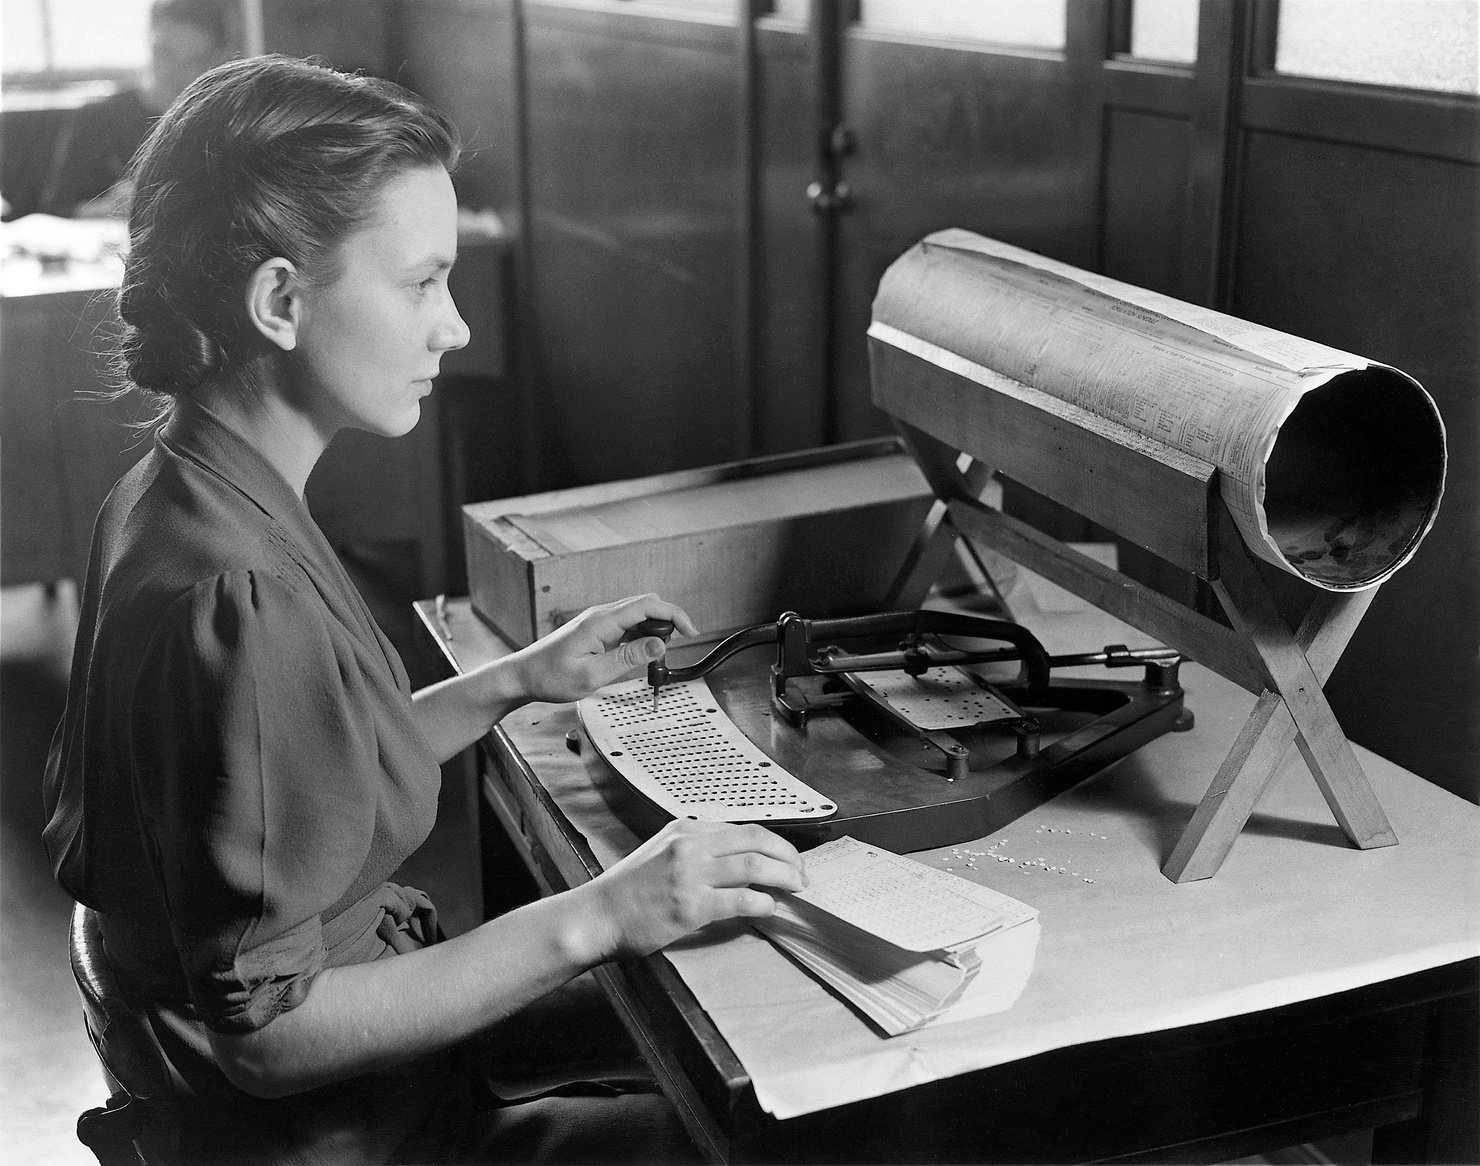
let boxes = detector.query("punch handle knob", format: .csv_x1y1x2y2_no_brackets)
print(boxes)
624,617,676,644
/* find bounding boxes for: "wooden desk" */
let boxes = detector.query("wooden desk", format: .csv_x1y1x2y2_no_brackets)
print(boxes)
415,597,1478,1165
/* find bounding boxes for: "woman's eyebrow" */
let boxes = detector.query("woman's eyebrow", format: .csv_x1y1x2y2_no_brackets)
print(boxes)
405,254,457,276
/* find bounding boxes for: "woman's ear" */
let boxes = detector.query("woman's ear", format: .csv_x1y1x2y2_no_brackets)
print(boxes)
244,257,301,352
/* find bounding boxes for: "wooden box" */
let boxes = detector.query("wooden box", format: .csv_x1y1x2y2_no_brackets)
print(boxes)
462,438,934,647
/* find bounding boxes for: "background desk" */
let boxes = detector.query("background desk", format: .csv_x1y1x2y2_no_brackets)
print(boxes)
416,596,1478,1164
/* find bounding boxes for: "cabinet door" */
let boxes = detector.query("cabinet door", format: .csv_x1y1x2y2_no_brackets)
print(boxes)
749,2,1106,448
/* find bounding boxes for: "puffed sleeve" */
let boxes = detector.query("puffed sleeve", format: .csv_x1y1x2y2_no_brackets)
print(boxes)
129,569,386,1033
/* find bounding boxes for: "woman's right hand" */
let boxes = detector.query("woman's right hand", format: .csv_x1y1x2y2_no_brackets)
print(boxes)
506,593,699,707
575,820,808,961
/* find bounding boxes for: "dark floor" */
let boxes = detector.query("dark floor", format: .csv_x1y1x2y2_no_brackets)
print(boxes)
1,582,99,1164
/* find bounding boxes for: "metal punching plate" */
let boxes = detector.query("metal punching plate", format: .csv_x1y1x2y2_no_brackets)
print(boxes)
577,678,837,823
844,667,1022,732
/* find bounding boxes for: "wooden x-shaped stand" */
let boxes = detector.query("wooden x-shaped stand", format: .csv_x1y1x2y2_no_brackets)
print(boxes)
1162,508,1396,880
885,414,1397,883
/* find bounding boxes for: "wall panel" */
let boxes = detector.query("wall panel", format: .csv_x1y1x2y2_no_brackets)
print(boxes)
523,6,742,485
1102,108,1191,296
401,0,521,218
1233,130,1480,798
262,0,392,74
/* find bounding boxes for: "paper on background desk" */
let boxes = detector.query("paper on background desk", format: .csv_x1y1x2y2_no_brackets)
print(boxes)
1,214,127,296
510,601,1480,1121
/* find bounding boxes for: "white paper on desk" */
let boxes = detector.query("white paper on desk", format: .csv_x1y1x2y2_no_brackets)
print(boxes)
869,229,1445,591
666,917,1040,1119
750,839,1039,1038
761,916,1041,1031
655,726,1480,1122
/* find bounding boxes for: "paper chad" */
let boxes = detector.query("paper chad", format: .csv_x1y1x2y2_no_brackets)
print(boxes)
869,229,1446,591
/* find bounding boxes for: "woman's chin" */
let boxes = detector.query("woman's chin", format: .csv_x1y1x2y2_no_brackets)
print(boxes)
396,402,425,435
373,400,425,438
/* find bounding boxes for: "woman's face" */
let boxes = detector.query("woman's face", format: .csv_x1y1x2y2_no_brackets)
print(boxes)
289,165,469,440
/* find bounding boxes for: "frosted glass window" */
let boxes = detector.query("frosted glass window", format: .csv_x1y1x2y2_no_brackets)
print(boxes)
3,0,50,74
2,0,150,77
859,0,1067,50
1129,0,1198,64
1275,0,1479,95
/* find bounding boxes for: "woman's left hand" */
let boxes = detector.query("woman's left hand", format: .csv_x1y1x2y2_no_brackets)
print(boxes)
507,593,699,705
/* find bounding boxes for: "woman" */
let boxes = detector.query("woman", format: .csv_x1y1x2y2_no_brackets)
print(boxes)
42,55,805,1164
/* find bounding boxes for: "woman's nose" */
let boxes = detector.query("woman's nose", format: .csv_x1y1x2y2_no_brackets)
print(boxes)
434,293,471,353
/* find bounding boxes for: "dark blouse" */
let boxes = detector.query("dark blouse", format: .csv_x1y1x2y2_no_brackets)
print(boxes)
42,400,475,1161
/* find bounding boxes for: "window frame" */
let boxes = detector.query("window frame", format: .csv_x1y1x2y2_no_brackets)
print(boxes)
1246,0,1479,162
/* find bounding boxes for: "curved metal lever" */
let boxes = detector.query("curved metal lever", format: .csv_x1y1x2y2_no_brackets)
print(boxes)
646,621,780,692
647,609,1052,699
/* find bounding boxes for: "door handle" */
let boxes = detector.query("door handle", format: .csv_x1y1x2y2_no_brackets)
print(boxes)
807,179,853,214
809,122,856,214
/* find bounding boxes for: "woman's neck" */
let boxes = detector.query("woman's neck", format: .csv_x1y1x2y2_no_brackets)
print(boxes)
192,376,332,497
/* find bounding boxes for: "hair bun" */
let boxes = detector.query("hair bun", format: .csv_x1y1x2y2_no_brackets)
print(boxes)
118,284,224,395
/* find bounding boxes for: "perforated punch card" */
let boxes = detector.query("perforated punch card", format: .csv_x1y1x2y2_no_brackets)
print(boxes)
577,677,836,824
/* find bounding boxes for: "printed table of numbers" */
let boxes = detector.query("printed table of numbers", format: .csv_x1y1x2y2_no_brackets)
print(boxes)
794,836,1037,953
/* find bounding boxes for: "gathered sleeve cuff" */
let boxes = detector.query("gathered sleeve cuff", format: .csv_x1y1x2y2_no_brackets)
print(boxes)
184,916,326,1033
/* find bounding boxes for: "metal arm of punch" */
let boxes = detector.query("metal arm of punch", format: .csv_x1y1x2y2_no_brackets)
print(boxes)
650,610,1048,724
648,609,1184,730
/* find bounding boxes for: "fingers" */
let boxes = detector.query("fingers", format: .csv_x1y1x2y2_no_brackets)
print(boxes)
585,594,699,688
602,593,700,641
597,822,808,955
659,820,808,893
525,593,697,702
675,820,805,870
611,635,662,672
708,851,808,894
589,635,664,691
708,886,781,919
